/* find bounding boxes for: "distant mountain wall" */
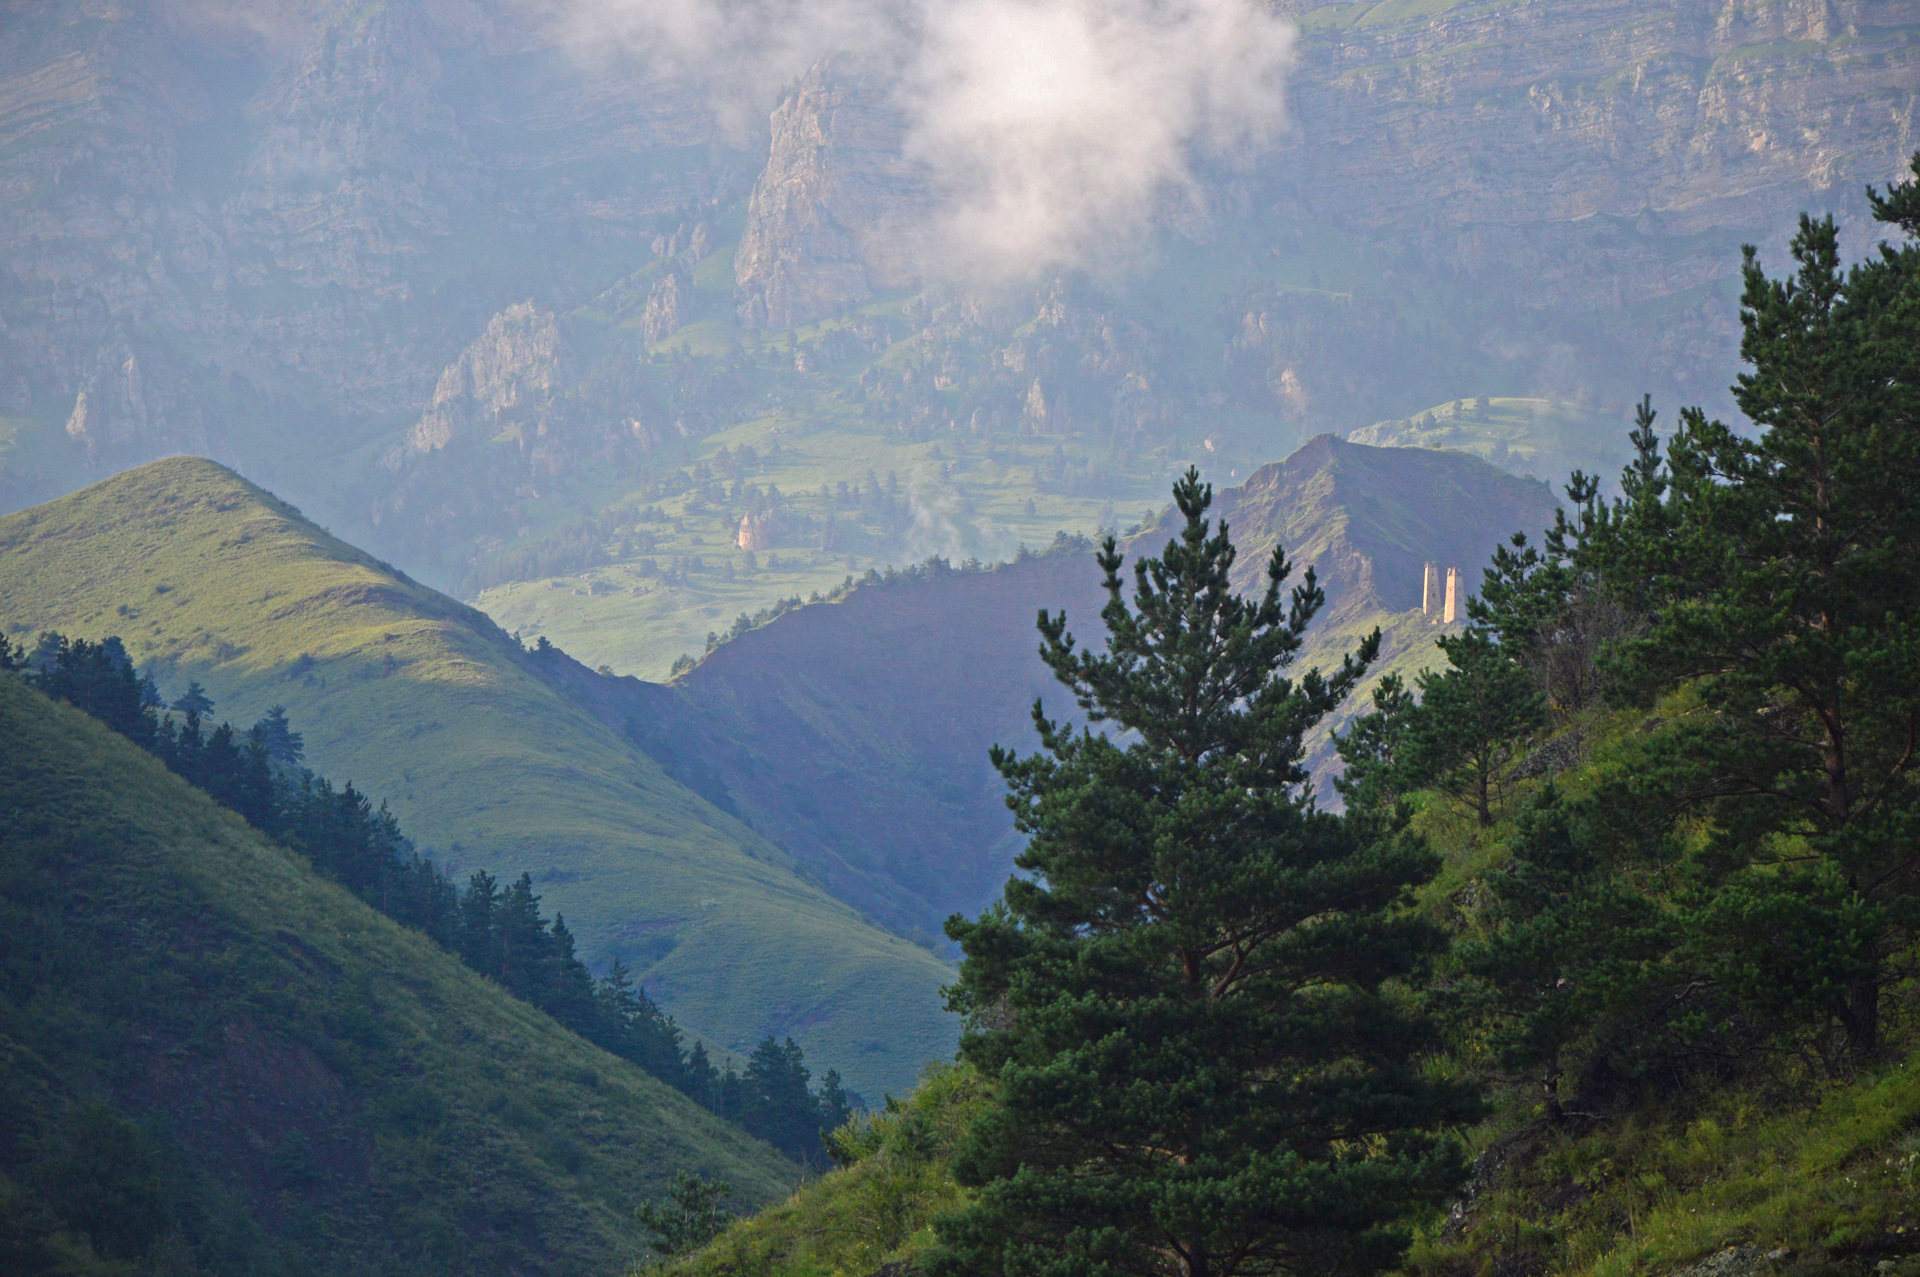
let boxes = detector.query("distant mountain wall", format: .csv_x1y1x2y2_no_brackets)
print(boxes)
0,0,1907,573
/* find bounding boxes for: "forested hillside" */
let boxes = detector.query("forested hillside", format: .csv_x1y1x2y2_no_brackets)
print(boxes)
0,457,955,1100
0,673,798,1276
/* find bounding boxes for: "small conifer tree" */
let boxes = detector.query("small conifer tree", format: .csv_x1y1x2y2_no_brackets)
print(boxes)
1406,629,1546,827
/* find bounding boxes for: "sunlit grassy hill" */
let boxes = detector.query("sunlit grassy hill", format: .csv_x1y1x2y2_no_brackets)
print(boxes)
0,457,956,1100
0,672,799,1276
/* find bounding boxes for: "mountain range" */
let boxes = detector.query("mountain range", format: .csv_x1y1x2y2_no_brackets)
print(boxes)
0,432,1552,1096
627,434,1555,942
0,0,1910,665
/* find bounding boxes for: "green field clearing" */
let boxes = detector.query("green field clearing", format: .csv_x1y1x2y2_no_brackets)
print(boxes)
479,417,1169,679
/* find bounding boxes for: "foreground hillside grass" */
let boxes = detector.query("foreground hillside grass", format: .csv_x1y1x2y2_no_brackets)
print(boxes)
652,1064,992,1277
659,1047,1920,1277
1399,709,1920,1277
654,712,1920,1277
0,457,957,1100
0,674,798,1275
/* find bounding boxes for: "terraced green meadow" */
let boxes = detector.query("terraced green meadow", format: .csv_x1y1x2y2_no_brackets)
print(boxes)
477,415,1171,681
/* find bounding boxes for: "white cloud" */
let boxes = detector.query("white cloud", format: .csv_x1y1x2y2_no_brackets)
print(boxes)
543,0,1296,280
901,0,1293,279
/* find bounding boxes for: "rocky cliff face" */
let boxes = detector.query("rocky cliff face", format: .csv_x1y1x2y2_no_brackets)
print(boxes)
641,266,690,344
733,55,931,329
1263,0,1919,400
402,301,562,456
0,0,743,504
730,0,1916,409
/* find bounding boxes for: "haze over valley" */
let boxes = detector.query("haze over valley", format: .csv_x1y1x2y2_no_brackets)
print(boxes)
1,1,1918,1274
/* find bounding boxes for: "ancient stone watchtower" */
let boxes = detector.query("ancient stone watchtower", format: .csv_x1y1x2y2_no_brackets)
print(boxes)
1423,561,1461,623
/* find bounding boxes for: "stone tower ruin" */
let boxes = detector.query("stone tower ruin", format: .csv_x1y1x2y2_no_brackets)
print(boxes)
1422,561,1462,623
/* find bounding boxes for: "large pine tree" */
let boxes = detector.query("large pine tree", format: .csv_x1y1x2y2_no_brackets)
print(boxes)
1605,161,1920,1060
933,470,1480,1277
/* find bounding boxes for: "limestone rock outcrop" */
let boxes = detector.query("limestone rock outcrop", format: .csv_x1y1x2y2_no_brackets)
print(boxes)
404,303,562,457
734,57,933,330
642,269,691,346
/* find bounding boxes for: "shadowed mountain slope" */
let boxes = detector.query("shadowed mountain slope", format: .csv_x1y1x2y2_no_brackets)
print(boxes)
0,672,796,1276
0,456,956,1100
1199,434,1558,617
627,438,1557,942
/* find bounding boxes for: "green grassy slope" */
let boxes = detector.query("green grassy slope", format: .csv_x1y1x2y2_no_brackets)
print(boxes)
0,457,957,1100
651,1047,1920,1277
649,1062,995,1277
0,673,798,1276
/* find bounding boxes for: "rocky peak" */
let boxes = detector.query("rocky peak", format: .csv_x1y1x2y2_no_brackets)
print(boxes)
403,302,561,456
734,55,931,329
641,267,691,345
1204,435,1557,620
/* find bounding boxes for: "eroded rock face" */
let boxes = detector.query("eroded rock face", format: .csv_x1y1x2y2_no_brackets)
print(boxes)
403,302,562,457
2,0,1914,573
1275,0,1917,399
734,56,932,329
0,0,731,491
641,268,690,345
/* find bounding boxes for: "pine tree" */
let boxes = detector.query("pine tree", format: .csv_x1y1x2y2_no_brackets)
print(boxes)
33,635,155,747
1406,628,1546,827
1447,784,1678,1121
1605,169,1920,1060
170,681,214,717
933,469,1479,1277
738,1035,834,1164
636,1172,734,1257
457,871,500,969
254,706,305,764
1333,672,1418,825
